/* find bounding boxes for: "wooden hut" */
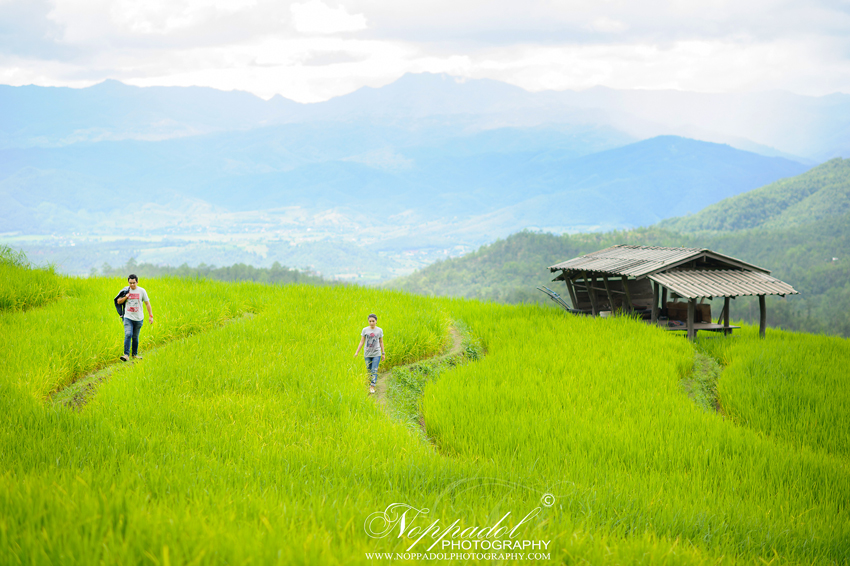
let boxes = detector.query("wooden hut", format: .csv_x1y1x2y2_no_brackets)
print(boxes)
546,245,799,339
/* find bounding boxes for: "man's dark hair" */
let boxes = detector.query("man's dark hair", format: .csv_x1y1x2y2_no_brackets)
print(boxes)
368,313,377,321
128,274,138,282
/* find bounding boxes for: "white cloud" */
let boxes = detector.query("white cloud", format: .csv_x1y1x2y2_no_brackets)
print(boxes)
469,39,845,95
290,1,368,35
47,0,262,43
2,0,850,100
119,35,419,101
587,17,629,34
110,0,259,35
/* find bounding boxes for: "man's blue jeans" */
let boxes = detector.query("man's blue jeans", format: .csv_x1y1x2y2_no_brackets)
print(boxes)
365,356,381,386
123,317,143,356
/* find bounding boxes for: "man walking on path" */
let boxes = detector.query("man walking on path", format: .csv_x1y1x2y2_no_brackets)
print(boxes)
117,274,153,361
353,314,385,394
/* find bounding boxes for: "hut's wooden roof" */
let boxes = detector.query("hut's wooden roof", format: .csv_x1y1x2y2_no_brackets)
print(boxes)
649,270,798,299
548,244,769,277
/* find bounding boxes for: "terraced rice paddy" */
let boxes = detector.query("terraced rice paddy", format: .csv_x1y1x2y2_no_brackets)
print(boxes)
1,256,848,564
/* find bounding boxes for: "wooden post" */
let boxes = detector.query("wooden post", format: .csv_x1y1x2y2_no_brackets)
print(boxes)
661,287,668,317
621,276,634,313
759,295,767,338
564,276,578,310
687,298,696,341
602,275,616,314
723,296,731,336
584,271,598,316
651,281,659,324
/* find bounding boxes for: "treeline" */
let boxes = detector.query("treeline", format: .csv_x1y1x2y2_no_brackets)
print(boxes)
98,259,331,286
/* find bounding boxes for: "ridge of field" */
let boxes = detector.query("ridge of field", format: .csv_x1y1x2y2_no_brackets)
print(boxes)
389,160,850,337
1,263,849,564
659,157,850,232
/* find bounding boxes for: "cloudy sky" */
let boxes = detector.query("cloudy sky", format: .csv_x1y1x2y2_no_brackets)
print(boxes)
1,0,849,102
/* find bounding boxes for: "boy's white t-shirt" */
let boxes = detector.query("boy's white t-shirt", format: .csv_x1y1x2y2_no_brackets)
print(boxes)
123,286,149,322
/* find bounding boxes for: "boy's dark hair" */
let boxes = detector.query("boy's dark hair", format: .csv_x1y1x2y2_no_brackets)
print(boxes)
368,313,377,321
128,274,138,282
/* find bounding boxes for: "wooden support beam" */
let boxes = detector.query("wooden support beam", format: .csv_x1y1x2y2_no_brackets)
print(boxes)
759,295,767,338
661,287,668,317
584,271,598,316
687,298,696,341
601,275,616,314
651,281,659,324
723,296,731,336
621,276,633,312
564,277,578,310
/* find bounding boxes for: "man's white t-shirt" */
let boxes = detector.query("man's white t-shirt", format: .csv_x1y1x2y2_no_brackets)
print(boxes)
123,286,149,322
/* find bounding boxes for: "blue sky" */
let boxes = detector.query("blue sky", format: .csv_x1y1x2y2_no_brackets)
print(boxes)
1,0,849,102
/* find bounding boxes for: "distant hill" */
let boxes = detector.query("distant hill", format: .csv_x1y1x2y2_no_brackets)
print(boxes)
0,80,301,148
659,158,850,232
485,136,809,229
390,162,850,337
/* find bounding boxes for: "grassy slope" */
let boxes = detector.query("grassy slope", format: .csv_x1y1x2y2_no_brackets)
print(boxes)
0,245,65,311
1,271,849,564
698,329,850,459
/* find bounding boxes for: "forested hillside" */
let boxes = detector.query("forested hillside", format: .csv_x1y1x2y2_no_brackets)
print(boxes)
390,216,850,336
389,229,685,304
659,158,850,232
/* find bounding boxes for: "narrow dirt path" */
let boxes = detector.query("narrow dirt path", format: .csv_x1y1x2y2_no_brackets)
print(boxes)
373,326,463,408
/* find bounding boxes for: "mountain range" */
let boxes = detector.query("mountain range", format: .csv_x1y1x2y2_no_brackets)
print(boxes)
4,74,850,161
3,73,848,276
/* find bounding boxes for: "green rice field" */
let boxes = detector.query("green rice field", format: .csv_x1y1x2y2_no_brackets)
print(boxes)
1,255,848,565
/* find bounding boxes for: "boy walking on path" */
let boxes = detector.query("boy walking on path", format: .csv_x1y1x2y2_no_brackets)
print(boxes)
117,274,153,361
353,314,386,394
